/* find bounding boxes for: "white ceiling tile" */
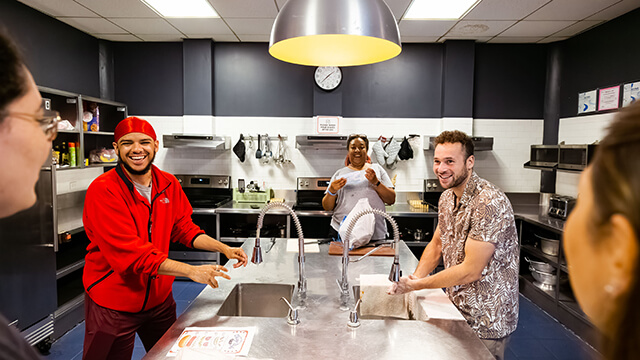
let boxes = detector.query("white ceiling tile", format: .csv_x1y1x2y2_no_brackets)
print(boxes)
500,20,577,37
488,36,544,43
237,34,271,42
109,18,182,35
210,0,277,18
552,20,603,36
57,17,127,34
399,20,457,37
95,34,142,42
167,18,233,35
526,0,620,21
448,20,517,37
184,35,238,42
585,0,640,20
401,36,441,43
537,36,570,43
137,34,186,42
18,0,97,17
74,0,159,18
441,36,493,42
385,0,413,21
464,0,550,20
225,18,275,35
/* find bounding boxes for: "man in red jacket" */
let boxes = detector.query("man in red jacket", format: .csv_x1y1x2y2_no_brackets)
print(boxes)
82,117,247,360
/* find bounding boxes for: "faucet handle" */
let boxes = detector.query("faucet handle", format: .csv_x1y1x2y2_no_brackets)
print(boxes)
280,297,299,325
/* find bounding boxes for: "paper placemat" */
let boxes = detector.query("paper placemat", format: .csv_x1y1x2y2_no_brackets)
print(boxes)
167,327,256,357
414,288,466,321
286,238,320,253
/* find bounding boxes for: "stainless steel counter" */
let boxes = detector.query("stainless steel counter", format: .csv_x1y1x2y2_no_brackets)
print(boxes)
216,201,297,214
143,239,494,359
513,205,565,233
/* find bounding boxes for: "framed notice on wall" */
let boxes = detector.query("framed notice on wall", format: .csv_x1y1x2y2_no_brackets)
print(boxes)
578,90,597,114
316,116,340,134
622,81,640,107
598,85,620,111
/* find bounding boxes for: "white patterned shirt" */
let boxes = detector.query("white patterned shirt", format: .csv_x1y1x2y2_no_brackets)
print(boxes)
438,172,519,339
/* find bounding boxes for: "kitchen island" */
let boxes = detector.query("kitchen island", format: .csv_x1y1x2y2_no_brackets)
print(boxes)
143,239,494,359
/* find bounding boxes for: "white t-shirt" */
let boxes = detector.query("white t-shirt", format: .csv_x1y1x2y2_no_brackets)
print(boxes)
133,179,152,204
327,163,393,240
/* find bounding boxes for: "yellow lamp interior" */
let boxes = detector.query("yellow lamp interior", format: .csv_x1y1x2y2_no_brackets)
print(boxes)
269,34,402,67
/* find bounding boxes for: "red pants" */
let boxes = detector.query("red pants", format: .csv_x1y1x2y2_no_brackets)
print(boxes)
83,292,176,360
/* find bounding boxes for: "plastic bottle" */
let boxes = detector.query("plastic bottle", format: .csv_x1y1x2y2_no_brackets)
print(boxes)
53,145,61,166
61,142,69,166
69,142,76,167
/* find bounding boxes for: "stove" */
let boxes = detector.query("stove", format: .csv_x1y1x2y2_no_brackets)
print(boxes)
294,177,331,210
170,174,232,264
175,174,233,209
423,179,445,209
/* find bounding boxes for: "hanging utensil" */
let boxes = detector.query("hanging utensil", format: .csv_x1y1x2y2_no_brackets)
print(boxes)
265,134,273,158
262,135,272,164
256,134,262,159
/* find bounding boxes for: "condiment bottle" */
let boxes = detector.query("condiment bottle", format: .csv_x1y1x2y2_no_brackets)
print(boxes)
69,142,76,167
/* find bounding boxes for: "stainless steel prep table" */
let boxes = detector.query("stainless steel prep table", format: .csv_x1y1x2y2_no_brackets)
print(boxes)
143,239,494,359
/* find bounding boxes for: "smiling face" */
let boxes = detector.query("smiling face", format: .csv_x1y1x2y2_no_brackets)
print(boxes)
433,142,474,192
348,137,368,168
113,132,159,177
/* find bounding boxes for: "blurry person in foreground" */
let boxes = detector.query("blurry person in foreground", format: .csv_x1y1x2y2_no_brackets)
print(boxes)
0,29,59,359
563,100,640,359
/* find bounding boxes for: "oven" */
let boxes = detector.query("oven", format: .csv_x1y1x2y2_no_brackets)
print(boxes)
293,177,333,239
558,144,597,170
168,174,232,264
530,145,559,168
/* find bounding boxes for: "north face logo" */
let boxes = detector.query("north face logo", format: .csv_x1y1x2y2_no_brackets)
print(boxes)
159,197,170,204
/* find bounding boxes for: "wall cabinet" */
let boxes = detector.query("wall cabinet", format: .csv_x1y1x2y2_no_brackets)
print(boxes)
516,217,601,349
37,87,127,340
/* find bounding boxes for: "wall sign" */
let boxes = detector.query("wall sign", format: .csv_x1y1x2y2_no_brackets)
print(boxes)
316,116,340,134
578,90,597,114
598,85,620,111
622,81,640,107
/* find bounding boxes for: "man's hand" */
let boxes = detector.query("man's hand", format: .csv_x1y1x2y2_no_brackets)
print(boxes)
188,264,230,288
387,276,417,295
224,247,248,268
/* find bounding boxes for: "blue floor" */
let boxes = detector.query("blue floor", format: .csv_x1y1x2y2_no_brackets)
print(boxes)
44,283,600,360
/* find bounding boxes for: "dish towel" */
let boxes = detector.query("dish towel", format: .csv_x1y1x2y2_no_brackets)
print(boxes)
359,274,426,320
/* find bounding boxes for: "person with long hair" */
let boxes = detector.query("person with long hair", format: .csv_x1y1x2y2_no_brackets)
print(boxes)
563,101,640,359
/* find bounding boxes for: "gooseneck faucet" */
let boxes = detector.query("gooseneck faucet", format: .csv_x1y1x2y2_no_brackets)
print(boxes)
339,208,400,310
251,202,307,301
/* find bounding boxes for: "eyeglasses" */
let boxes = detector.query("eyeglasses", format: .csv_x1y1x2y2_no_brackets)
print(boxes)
349,133,368,139
7,110,61,141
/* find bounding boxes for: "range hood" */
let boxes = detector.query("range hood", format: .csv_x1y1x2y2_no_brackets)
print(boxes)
296,135,348,150
163,134,231,150
423,136,493,151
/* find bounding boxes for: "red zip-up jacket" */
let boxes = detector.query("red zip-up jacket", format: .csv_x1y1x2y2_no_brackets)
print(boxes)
83,164,204,312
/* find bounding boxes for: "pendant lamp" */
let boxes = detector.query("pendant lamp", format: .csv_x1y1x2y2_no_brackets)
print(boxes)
269,0,402,67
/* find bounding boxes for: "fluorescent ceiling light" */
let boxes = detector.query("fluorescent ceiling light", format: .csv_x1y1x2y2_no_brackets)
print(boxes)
404,0,479,20
141,0,218,18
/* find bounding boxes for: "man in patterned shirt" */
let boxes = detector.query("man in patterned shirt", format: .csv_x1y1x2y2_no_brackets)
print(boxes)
389,130,519,360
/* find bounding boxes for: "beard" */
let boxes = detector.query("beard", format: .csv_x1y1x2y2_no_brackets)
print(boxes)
118,151,156,176
441,167,470,190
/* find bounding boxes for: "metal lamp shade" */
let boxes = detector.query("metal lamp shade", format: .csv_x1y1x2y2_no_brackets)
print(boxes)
269,0,402,67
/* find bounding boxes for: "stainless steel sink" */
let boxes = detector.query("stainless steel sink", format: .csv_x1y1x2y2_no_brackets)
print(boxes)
217,283,295,317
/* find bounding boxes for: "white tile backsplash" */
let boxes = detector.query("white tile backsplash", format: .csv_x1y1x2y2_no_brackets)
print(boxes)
138,115,545,194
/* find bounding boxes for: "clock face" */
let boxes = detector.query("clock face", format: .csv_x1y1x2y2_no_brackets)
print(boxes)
314,66,342,91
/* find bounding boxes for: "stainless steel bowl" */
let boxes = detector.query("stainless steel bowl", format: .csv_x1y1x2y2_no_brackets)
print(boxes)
525,257,555,273
536,234,560,256
529,266,557,285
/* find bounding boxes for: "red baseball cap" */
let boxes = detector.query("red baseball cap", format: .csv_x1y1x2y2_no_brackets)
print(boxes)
114,117,157,143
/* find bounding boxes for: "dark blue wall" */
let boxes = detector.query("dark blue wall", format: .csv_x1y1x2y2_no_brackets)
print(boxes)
474,44,548,119
112,42,183,116
0,0,100,97
559,8,640,118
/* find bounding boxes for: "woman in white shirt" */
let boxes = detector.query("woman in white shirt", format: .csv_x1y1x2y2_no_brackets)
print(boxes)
322,134,396,241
